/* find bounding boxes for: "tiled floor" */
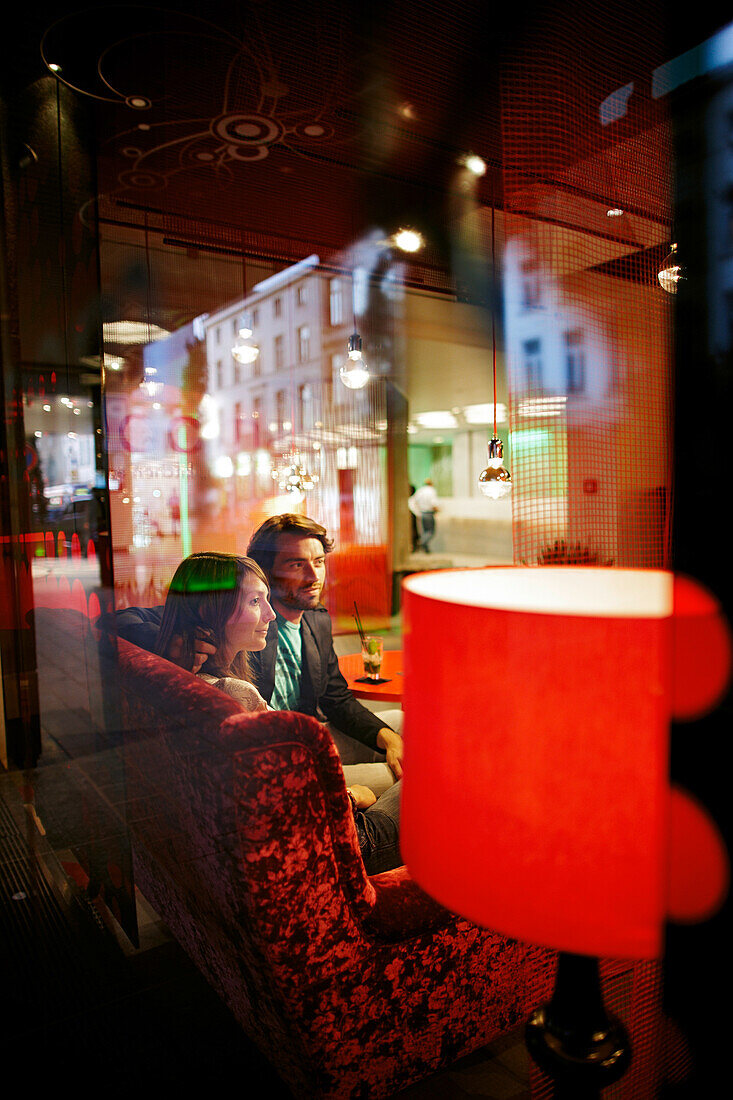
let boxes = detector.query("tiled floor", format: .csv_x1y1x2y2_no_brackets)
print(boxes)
0,598,534,1097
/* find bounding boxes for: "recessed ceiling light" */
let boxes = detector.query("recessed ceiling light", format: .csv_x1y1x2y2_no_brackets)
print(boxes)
393,228,424,253
463,154,487,176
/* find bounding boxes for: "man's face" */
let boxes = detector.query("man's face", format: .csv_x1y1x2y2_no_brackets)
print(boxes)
268,534,327,615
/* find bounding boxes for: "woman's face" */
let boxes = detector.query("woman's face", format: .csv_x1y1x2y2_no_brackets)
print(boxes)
225,576,276,654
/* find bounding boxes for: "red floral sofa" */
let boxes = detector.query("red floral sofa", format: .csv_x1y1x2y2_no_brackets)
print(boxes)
112,634,559,1097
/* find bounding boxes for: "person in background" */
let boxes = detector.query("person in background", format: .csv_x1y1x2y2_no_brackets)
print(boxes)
408,484,420,552
409,478,439,553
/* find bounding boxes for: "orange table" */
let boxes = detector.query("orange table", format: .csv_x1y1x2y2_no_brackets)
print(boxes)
338,649,404,702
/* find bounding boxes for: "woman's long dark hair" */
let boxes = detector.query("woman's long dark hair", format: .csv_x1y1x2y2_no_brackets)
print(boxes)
156,552,269,679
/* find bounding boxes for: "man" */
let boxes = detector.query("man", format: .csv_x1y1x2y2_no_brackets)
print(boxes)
408,478,439,553
245,514,404,792
111,514,404,793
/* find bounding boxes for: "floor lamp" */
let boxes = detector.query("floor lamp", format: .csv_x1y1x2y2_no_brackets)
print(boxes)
401,566,730,1097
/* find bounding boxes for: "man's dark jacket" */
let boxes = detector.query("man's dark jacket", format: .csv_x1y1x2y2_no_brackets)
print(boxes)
111,604,387,750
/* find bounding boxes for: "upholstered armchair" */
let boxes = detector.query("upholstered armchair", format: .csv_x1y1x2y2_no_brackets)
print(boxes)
115,636,557,1098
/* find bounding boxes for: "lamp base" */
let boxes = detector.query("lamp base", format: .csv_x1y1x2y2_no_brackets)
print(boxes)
525,953,631,1097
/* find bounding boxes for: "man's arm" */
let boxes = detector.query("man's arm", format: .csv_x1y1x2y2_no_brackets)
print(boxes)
303,610,404,774
376,727,404,779
104,605,215,672
104,605,164,651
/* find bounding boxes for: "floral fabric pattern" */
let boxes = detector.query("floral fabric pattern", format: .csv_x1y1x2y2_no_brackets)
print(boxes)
114,636,662,1099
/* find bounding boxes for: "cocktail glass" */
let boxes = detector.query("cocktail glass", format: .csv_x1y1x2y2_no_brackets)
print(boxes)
361,636,383,680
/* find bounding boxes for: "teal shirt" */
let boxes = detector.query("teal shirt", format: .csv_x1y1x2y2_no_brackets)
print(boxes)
270,614,303,711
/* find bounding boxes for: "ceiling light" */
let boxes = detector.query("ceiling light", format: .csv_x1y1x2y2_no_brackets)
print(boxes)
463,154,487,176
478,438,512,500
415,411,458,430
658,243,684,294
464,402,507,425
392,228,424,253
232,339,260,364
103,321,169,345
340,332,370,389
477,206,512,501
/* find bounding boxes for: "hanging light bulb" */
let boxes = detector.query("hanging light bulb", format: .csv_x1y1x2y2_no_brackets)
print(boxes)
139,366,163,398
658,243,684,294
340,332,370,389
232,339,260,364
232,314,259,363
478,437,512,500
478,206,512,502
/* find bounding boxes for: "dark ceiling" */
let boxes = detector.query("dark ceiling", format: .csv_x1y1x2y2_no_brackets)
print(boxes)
10,2,727,255
3,1,731,315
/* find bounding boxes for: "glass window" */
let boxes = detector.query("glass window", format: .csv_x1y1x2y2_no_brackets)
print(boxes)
276,389,286,429
523,338,543,389
298,325,310,363
329,278,343,326
564,329,586,394
520,262,542,310
274,334,284,370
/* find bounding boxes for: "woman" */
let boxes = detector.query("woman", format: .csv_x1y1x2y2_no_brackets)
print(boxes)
156,551,402,874
156,551,275,712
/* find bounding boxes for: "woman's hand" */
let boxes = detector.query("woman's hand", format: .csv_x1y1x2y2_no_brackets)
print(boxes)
347,784,377,810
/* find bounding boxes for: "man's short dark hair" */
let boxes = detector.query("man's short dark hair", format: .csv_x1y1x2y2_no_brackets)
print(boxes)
246,513,334,578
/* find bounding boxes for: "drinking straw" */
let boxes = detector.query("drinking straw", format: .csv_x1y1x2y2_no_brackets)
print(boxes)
353,601,366,645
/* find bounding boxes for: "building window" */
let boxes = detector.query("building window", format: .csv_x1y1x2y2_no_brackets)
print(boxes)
276,389,286,430
329,278,343,326
252,396,262,448
216,359,224,389
297,282,308,306
298,325,310,363
522,338,543,390
233,362,242,385
215,325,221,344
274,297,282,318
331,352,345,390
274,334,284,370
252,308,259,327
564,329,586,394
520,262,542,310
299,382,314,430
234,401,242,445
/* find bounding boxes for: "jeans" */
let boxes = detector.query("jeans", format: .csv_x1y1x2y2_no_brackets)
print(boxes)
327,710,404,797
419,511,436,551
358,780,402,874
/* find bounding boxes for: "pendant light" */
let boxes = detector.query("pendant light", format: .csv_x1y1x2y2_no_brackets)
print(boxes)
478,206,512,500
657,242,684,294
231,250,259,363
340,270,370,389
271,275,318,502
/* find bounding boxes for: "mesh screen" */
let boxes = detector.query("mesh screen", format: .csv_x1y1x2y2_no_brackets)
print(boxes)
500,0,674,569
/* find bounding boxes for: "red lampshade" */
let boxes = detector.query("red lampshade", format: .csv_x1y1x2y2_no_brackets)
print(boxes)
401,567,730,959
